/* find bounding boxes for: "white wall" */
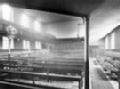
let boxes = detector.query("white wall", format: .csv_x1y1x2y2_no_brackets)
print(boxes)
105,35,111,49
111,32,115,49
0,5,84,38
0,6,43,33
104,27,120,50
114,28,120,49
42,21,85,38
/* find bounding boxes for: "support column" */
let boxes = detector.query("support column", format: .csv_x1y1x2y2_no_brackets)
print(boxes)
119,76,120,89
0,36,2,49
85,16,89,89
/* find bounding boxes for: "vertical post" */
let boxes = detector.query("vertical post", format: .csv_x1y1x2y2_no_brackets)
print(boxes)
85,16,89,89
8,38,11,57
119,74,120,89
77,23,80,38
6,25,17,70
32,78,35,85
8,37,11,70
79,81,81,89
79,78,83,89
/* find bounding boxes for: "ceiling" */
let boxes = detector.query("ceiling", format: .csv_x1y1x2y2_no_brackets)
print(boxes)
8,0,105,40
8,0,105,16
4,0,104,24
2,0,120,42
19,8,83,24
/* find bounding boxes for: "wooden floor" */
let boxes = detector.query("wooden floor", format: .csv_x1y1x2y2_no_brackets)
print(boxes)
90,58,114,89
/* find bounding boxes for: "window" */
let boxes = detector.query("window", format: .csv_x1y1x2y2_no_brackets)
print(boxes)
2,36,14,49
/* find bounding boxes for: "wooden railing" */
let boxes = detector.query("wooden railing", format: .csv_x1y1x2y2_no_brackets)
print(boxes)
0,70,83,89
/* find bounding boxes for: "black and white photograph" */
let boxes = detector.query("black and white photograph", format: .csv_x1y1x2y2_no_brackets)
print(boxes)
0,0,120,89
